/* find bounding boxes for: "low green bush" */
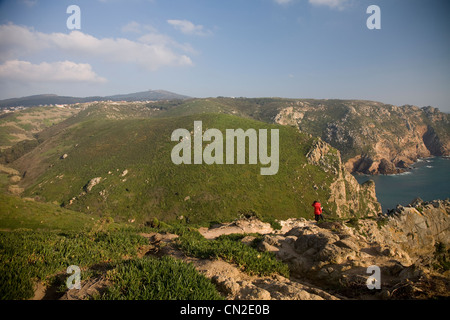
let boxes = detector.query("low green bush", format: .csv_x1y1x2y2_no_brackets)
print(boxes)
0,228,148,300
176,229,289,277
98,256,223,300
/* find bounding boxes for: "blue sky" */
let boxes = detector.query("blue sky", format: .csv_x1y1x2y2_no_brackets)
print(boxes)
0,0,449,111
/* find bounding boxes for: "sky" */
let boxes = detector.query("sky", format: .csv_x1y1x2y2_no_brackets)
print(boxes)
0,0,449,111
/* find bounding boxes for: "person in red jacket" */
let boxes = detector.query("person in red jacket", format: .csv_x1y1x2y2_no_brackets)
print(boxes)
312,200,324,222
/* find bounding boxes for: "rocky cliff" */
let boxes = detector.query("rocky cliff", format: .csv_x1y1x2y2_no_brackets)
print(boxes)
138,199,449,300
245,198,449,299
266,199,449,299
274,101,450,174
306,137,381,217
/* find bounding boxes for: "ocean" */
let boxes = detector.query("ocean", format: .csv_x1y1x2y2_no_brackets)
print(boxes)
354,157,450,213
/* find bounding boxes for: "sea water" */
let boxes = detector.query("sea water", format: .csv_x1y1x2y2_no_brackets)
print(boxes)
354,157,450,213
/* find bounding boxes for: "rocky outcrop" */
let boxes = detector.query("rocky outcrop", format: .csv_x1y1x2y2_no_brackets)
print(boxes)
423,125,444,156
306,138,381,217
364,199,450,259
141,229,340,300
84,177,102,192
422,106,450,155
135,199,449,300
274,101,450,175
252,199,450,299
199,217,274,240
273,106,304,127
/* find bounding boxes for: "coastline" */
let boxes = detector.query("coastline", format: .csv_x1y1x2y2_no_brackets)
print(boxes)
353,156,450,212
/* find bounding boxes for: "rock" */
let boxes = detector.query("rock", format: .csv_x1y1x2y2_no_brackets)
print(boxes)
240,236,256,246
275,102,450,176
396,160,409,169
60,154,68,159
334,238,360,251
212,276,241,296
8,185,24,195
306,138,330,166
192,202,450,300
150,233,163,243
257,240,279,253
84,177,102,192
9,175,21,183
378,158,397,174
410,197,424,207
237,284,272,300
398,265,426,280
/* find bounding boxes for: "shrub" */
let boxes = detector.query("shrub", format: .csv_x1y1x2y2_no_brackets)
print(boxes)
176,230,289,278
98,256,223,300
0,228,148,300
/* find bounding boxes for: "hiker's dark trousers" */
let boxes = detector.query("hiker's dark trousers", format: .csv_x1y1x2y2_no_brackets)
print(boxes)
315,214,324,222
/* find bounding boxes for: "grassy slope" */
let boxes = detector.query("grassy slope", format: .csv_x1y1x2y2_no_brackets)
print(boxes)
15,112,336,225
0,187,225,300
155,98,450,162
0,193,97,232
0,197,285,300
0,187,286,300
0,106,78,149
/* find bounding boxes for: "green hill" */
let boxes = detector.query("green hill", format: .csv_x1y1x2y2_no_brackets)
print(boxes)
12,110,364,225
0,90,190,109
0,105,79,150
149,97,450,174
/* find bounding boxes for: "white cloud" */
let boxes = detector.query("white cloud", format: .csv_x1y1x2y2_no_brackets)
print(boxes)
0,23,193,71
0,60,107,83
121,21,142,34
47,31,193,70
121,21,157,34
308,0,349,10
0,23,48,61
167,19,212,36
138,33,197,54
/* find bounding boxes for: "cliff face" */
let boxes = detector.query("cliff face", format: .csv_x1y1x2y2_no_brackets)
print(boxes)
256,199,450,299
306,137,381,217
274,101,450,174
365,199,450,259
193,199,450,299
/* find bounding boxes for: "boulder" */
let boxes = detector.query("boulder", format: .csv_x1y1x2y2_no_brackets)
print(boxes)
84,177,102,192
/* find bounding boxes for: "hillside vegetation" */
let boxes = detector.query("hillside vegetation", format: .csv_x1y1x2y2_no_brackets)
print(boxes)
5,97,448,174
1,97,448,301
12,110,343,224
127,97,450,174
0,106,79,150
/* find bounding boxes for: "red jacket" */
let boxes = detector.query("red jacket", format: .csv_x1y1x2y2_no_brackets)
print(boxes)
312,202,322,215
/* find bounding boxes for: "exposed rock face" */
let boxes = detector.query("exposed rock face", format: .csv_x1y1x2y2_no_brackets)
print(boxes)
131,199,450,300
362,199,450,259
199,217,274,240
274,106,304,126
144,229,341,300
192,199,450,299
274,101,450,174
306,137,381,217
84,177,102,192
253,200,450,299
423,125,444,156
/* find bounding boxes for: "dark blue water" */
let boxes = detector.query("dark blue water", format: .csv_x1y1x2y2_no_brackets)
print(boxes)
354,157,450,213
